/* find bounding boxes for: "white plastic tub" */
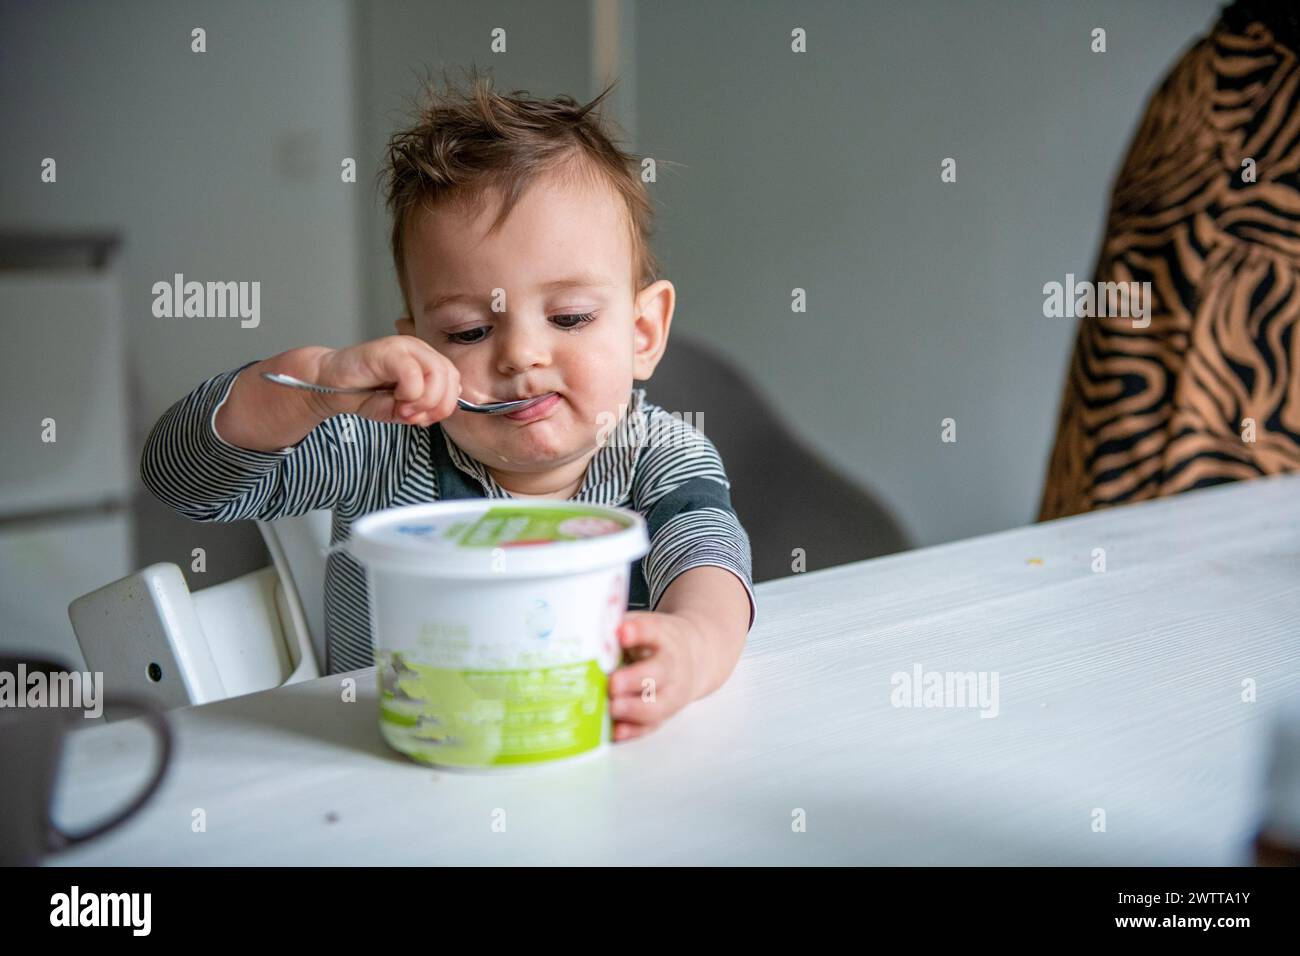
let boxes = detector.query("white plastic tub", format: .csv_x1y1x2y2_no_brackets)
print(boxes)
347,500,649,770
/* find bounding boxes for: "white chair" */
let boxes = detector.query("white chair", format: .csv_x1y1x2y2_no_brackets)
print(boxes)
68,511,332,722
256,510,331,674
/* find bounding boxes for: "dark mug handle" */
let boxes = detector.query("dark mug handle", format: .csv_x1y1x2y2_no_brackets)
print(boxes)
45,695,173,853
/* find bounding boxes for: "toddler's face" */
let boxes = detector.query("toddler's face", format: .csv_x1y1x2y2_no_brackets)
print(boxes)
398,166,670,489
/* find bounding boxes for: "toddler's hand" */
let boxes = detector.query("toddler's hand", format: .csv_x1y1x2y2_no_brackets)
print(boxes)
312,335,460,426
607,611,702,742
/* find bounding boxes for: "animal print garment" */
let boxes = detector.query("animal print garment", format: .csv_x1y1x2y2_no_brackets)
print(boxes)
1038,8,1300,521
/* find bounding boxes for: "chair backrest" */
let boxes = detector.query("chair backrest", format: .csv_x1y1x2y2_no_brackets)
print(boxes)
257,510,331,672
69,562,319,719
637,333,910,581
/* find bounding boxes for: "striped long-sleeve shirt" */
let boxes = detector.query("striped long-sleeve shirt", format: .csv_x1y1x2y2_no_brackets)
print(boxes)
141,364,757,674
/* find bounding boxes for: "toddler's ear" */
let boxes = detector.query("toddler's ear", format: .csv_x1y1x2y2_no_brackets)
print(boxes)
394,315,416,336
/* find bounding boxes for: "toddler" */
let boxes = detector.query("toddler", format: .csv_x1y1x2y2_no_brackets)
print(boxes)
142,71,756,742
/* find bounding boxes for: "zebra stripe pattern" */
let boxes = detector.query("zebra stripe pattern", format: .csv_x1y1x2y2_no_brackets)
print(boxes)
1039,11,1300,520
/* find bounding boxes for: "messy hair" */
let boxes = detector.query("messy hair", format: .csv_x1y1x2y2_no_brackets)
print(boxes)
380,65,662,312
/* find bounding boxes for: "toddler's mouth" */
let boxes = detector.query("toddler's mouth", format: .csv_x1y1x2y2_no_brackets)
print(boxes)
503,392,561,422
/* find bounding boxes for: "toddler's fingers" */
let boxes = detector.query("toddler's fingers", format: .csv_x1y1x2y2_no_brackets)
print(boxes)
617,614,659,652
612,720,653,742
436,365,461,419
608,693,663,726
404,341,460,419
425,359,460,420
607,657,661,699
387,352,425,405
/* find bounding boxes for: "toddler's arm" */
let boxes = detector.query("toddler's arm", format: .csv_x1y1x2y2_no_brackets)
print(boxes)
142,337,459,523
611,439,756,738
633,416,757,635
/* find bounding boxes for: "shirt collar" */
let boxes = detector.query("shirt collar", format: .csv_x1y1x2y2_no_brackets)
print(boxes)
440,387,648,504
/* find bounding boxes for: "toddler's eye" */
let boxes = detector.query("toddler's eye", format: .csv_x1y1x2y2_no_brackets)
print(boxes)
445,327,487,345
552,311,597,330
443,312,596,345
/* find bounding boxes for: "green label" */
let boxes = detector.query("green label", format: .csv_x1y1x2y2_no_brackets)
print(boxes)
447,506,629,549
377,651,607,766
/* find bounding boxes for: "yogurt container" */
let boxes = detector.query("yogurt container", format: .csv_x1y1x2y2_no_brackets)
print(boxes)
347,500,649,770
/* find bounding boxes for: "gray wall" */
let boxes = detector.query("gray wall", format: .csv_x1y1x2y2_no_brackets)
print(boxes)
0,0,365,581
634,0,1222,546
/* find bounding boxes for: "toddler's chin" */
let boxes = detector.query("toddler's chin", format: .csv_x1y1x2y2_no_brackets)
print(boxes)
473,423,591,469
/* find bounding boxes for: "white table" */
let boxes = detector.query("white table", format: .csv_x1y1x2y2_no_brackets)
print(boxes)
46,473,1300,865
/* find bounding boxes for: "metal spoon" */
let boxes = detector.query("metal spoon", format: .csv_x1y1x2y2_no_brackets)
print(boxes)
260,372,555,416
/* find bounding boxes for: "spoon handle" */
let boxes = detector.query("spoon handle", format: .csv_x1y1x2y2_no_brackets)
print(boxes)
261,372,378,395
259,371,547,415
